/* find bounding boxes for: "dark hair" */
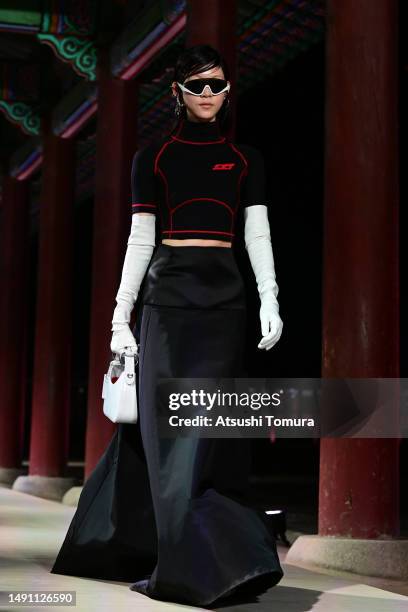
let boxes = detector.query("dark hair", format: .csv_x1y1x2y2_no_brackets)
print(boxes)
170,44,231,133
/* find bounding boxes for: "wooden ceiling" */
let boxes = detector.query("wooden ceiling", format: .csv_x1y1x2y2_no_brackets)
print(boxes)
0,0,325,208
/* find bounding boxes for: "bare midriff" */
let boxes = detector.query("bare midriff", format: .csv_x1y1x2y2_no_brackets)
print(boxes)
135,215,232,247
161,239,232,248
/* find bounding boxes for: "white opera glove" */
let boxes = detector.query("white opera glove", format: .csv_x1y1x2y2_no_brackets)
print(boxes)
244,205,283,351
110,214,156,357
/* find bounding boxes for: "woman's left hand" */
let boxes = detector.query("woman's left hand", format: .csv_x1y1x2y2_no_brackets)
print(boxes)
258,293,283,350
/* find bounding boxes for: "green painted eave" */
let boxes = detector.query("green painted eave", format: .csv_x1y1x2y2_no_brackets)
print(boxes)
0,2,41,28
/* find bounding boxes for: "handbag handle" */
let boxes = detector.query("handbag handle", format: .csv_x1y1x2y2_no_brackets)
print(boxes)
104,351,136,389
107,358,121,379
123,353,136,386
110,344,140,366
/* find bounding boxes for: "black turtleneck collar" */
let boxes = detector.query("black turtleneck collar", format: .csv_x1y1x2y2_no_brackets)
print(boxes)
171,117,225,144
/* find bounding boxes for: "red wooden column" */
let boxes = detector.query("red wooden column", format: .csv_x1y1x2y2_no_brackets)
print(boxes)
0,176,29,484
320,0,399,537
84,48,138,478
186,0,237,135
14,116,76,497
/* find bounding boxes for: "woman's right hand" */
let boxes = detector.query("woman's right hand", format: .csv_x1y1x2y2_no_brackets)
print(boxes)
110,324,138,357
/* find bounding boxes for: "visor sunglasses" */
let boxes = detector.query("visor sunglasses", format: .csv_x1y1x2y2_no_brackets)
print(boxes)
177,78,230,96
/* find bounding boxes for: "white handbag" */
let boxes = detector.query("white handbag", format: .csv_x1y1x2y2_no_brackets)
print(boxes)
102,349,139,423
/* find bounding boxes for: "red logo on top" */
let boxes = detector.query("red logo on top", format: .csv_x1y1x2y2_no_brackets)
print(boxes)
212,163,235,171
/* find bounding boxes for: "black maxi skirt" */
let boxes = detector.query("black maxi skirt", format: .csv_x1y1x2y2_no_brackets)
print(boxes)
50,244,284,607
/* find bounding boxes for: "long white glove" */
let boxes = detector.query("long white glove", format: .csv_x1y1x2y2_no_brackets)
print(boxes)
244,205,283,351
110,213,156,357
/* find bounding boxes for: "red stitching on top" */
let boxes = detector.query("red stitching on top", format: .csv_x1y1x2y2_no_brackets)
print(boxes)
228,142,248,170
152,138,246,241
168,198,234,239
228,143,248,174
170,135,226,145
154,140,173,174
132,203,157,207
154,139,175,233
162,229,234,235
171,198,234,215
228,143,248,237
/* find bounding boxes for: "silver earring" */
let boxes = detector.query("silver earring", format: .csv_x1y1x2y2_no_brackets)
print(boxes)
175,96,184,117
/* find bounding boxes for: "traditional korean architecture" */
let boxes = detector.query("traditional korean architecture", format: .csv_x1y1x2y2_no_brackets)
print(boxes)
0,0,405,583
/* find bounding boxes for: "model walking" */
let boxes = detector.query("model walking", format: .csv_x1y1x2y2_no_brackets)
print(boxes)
51,44,284,607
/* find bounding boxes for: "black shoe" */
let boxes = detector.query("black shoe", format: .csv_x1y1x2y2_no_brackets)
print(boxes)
129,578,150,596
216,585,239,602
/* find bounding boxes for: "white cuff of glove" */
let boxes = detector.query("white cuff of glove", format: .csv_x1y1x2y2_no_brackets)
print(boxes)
111,213,156,333
244,205,279,307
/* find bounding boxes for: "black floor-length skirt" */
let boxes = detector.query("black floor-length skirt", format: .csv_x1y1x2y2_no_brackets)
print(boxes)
50,244,284,607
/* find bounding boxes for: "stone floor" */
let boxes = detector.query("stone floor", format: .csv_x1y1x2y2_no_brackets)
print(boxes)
1,484,407,612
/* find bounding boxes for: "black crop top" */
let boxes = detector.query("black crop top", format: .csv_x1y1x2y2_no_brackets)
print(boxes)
130,117,267,243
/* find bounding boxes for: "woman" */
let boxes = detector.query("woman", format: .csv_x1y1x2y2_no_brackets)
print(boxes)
50,44,284,607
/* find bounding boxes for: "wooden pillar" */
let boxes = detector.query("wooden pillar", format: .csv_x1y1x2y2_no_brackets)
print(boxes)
320,0,399,537
84,47,138,478
28,117,75,477
0,176,29,480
